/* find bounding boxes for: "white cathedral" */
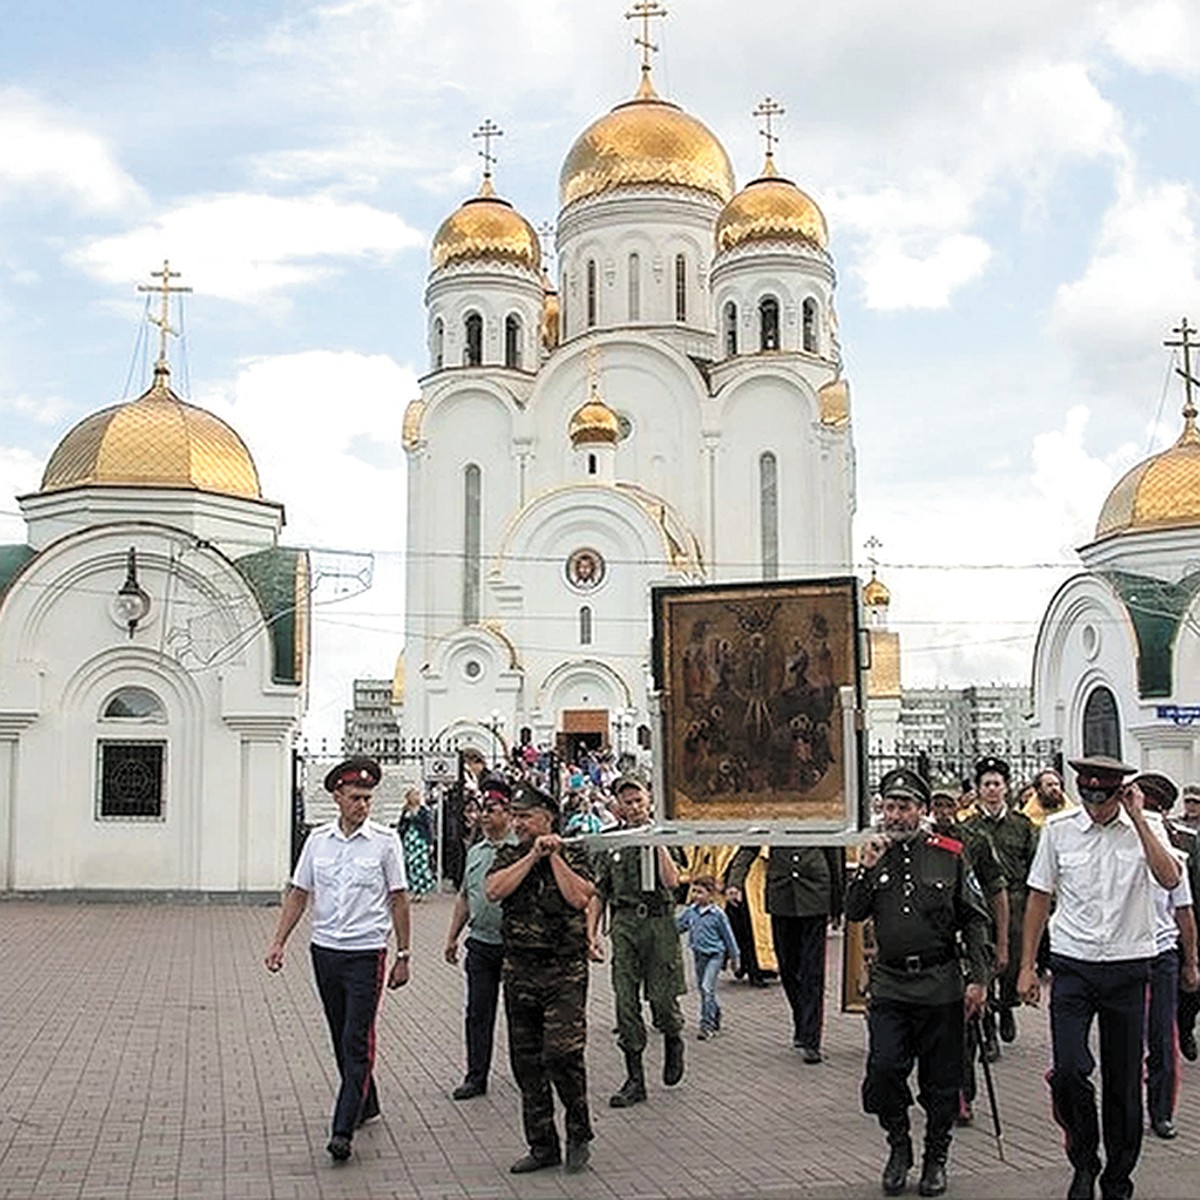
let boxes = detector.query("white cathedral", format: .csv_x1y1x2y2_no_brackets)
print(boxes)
399,54,857,761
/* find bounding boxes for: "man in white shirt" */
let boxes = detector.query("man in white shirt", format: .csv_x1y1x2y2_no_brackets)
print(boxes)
1018,756,1181,1200
265,757,411,1163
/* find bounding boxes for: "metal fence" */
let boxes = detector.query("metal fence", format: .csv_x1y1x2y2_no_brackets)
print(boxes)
866,737,1063,794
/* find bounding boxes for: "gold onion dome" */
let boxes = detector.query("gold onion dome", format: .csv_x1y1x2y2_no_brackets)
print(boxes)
541,271,560,351
570,391,621,447
430,176,541,272
716,153,828,254
41,362,261,499
1095,401,1200,538
863,572,891,607
559,71,735,209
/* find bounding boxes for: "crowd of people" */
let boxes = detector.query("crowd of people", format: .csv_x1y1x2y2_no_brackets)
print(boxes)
264,749,1200,1200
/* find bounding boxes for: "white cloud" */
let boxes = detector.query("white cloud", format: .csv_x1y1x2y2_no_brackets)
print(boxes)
0,88,143,211
72,193,425,305
1050,177,1200,387
1102,0,1200,77
856,234,993,311
0,391,74,426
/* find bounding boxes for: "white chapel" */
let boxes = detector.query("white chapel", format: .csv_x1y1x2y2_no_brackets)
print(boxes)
399,35,857,761
0,270,309,895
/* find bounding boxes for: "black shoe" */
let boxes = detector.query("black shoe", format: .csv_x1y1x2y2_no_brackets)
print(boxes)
800,1045,823,1064
999,1007,1017,1043
609,1050,647,1108
451,1081,486,1101
663,1034,685,1086
982,1032,1001,1063
326,1135,352,1162
1152,1117,1177,1139
356,1105,381,1128
564,1140,591,1174
510,1150,561,1174
917,1157,947,1197
1067,1166,1097,1200
882,1139,912,1196
1182,1031,1198,1062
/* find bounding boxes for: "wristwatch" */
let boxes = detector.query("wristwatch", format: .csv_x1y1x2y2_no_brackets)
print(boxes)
396,949,411,960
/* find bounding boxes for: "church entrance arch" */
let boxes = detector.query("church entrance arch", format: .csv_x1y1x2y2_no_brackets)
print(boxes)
536,658,631,766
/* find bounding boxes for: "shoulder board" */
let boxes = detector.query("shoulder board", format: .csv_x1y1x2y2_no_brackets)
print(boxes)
926,833,963,855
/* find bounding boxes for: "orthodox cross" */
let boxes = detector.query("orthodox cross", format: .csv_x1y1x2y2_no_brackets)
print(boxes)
626,1,667,74
1165,316,1200,416
754,96,786,161
473,118,503,181
585,343,603,399
138,259,191,369
864,534,883,578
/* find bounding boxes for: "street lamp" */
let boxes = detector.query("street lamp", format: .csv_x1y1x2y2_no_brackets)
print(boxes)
113,547,151,637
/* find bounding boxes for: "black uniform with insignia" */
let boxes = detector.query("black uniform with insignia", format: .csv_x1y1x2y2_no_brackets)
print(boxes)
489,787,594,1168
846,768,993,1197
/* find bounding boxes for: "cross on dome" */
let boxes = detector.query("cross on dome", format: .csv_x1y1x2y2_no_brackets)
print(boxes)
753,96,786,167
137,259,191,383
1165,316,1200,423
473,118,504,189
626,1,667,77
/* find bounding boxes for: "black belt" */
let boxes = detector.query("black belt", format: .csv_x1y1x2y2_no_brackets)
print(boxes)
878,948,957,973
612,900,670,918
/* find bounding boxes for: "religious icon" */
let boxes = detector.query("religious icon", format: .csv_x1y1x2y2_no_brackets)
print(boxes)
565,548,605,590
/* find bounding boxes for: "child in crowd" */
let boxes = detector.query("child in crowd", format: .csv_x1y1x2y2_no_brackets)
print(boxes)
676,875,740,1039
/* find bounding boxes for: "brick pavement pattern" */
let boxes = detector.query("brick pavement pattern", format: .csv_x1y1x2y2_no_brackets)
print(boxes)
2,896,1198,1199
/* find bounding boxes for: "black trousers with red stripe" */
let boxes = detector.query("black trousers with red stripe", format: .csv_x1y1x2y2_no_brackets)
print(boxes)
311,945,386,1137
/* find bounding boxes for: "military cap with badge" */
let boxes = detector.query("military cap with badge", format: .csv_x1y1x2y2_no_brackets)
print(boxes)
323,756,383,792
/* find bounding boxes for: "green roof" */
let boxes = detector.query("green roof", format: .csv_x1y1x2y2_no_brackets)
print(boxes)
0,545,35,603
233,546,309,686
1102,569,1200,699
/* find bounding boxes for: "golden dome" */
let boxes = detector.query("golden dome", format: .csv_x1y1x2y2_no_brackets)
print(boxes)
430,177,540,272
559,71,735,209
818,377,850,428
392,652,405,707
41,365,261,499
863,572,891,607
1095,403,1200,539
401,399,425,450
715,154,828,254
569,392,621,447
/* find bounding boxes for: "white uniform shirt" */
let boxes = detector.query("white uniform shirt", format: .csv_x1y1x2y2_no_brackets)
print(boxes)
1152,854,1192,955
1027,806,1172,962
292,820,408,951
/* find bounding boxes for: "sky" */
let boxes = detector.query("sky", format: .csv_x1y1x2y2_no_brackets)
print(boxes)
2,0,1200,745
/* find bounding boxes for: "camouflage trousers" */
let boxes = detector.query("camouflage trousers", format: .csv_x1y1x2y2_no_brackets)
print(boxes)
611,913,686,1053
503,955,593,1155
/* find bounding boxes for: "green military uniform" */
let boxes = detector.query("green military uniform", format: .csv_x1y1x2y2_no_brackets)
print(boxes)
593,839,687,1054
846,768,993,1197
490,841,594,1162
960,804,1036,1014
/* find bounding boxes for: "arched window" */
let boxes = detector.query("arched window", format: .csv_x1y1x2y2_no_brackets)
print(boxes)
760,451,779,580
723,301,738,357
580,605,593,645
628,252,641,320
463,464,481,622
802,297,818,353
637,723,652,750
1083,686,1122,760
759,296,780,351
464,312,483,366
504,314,522,369
102,687,166,722
560,267,568,330
587,453,597,476
674,253,687,321
586,259,598,327
432,317,445,370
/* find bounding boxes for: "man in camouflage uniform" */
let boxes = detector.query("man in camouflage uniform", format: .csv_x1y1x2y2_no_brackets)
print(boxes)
588,774,687,1106
960,755,1036,1058
930,786,1008,1126
847,768,992,1198
486,784,596,1174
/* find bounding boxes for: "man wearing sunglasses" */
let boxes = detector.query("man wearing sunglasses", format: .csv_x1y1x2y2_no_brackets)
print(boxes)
1018,756,1182,1200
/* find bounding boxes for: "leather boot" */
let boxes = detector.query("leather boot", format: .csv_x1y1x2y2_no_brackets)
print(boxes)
881,1136,912,1197
917,1135,950,1198
663,1034,685,1086
608,1050,646,1108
